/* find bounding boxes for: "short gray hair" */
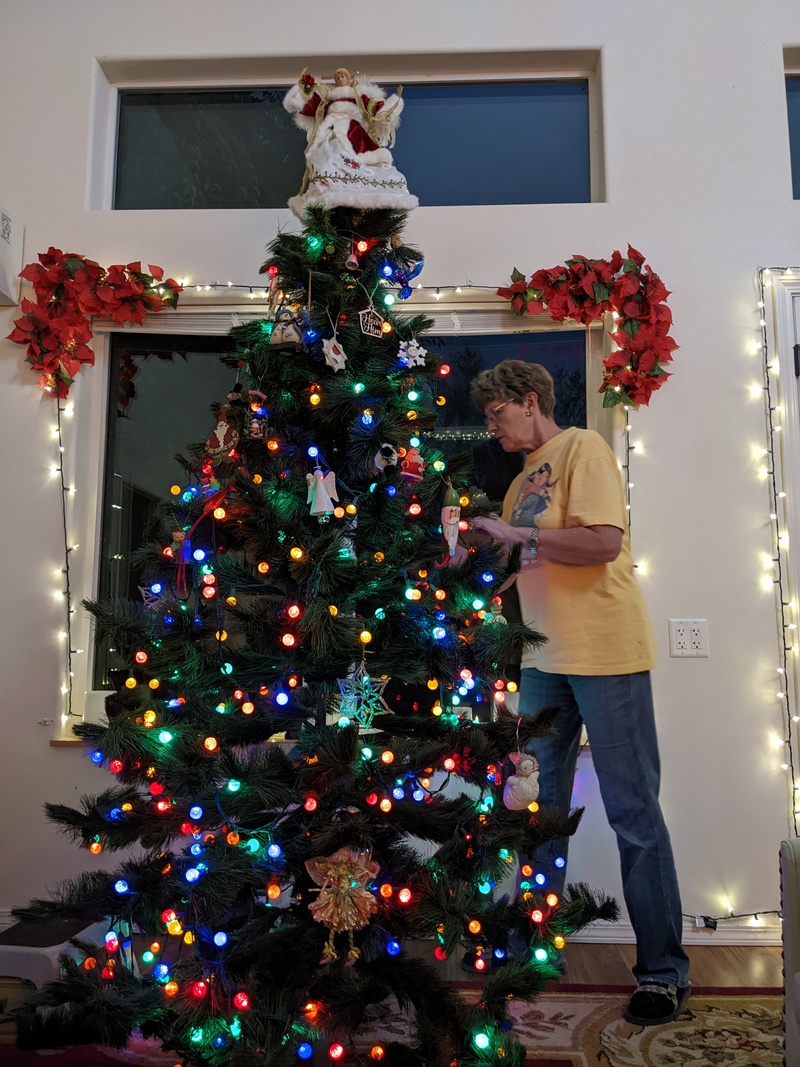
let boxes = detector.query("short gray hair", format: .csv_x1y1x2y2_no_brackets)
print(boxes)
470,360,556,418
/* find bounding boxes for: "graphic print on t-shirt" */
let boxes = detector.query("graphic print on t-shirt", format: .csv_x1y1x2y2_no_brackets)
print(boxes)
510,463,559,527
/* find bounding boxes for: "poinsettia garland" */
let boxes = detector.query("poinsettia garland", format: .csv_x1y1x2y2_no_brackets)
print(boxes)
497,244,677,407
6,247,182,397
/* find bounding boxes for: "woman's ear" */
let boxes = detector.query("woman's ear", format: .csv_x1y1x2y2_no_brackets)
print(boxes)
524,390,540,415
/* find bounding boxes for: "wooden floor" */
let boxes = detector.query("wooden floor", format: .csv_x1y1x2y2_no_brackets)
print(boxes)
430,941,784,989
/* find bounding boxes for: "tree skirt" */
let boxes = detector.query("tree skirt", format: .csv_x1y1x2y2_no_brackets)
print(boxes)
0,992,782,1066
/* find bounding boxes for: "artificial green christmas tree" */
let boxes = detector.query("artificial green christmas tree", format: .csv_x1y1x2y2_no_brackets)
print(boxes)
13,64,618,1063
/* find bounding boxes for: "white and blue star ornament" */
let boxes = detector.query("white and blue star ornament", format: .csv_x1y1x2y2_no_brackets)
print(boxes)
335,667,390,729
398,338,427,368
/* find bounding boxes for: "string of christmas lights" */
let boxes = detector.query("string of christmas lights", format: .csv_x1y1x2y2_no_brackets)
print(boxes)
759,267,799,836
52,400,81,719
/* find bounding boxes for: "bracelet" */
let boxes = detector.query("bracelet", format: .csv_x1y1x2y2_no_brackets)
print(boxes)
528,524,540,558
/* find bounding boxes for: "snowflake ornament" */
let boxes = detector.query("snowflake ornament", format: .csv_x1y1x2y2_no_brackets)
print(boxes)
398,339,427,367
335,667,390,729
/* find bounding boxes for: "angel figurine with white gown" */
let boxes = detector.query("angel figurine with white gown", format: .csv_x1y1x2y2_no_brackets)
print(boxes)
307,467,338,522
284,66,418,216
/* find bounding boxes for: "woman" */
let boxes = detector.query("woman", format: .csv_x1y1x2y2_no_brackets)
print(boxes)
467,359,690,1027
283,67,418,216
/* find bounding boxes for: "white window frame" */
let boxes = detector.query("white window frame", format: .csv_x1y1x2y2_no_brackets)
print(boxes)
87,50,604,211
767,272,800,755
56,297,622,739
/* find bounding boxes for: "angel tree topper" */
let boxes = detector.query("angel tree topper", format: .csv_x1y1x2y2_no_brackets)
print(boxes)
284,66,418,216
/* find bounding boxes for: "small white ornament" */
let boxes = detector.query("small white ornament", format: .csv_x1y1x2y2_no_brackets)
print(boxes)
503,753,540,811
323,335,348,372
398,338,427,367
307,467,339,522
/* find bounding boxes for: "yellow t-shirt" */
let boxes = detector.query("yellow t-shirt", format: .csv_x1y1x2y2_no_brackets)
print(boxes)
502,426,656,676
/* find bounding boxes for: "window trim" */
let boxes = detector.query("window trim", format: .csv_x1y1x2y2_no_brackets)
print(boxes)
54,298,621,740
88,51,604,209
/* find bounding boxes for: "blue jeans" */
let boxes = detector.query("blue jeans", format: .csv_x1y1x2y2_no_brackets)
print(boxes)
518,667,690,987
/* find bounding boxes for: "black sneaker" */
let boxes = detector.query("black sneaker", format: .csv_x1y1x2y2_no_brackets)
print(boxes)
624,981,691,1025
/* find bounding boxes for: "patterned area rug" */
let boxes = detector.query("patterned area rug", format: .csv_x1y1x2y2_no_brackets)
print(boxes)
0,991,783,1066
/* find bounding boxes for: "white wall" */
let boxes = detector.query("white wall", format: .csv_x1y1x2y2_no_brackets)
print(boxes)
0,0,797,944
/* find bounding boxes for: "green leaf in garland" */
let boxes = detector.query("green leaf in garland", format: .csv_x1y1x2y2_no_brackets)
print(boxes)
602,389,622,408
621,258,641,274
510,267,526,283
62,256,86,277
619,318,641,339
592,282,612,303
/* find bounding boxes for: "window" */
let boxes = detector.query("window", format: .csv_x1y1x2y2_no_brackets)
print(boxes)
72,304,610,716
93,334,237,688
788,76,800,199
114,81,591,209
429,330,587,501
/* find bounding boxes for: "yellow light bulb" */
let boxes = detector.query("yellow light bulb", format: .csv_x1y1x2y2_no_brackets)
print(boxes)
360,630,372,644
213,507,226,520
427,678,438,690
125,677,137,689
290,547,304,560
227,595,237,606
253,474,262,484
170,485,181,496
215,630,228,641
345,503,357,515
328,605,339,616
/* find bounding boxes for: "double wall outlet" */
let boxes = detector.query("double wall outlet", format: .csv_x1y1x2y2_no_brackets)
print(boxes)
668,619,710,658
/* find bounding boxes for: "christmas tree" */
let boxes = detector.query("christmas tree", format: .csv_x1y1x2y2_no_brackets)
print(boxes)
13,70,617,1066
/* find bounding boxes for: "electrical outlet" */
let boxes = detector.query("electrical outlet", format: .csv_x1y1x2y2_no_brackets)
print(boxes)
668,619,709,657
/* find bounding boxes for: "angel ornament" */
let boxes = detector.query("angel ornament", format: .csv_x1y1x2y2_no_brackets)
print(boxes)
284,66,418,216
441,484,461,557
502,752,540,811
307,467,338,522
305,847,380,963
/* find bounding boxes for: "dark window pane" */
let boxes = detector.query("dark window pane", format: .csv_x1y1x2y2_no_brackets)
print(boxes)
115,81,590,209
788,77,800,199
94,335,237,687
395,82,590,206
428,330,587,502
115,90,308,209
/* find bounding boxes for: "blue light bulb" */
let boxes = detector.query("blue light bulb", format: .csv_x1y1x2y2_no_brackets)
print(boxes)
554,856,566,868
114,879,129,894
193,549,206,561
275,691,289,706
297,1044,313,1060
381,263,394,278
307,445,319,458
90,750,104,765
386,939,401,956
189,805,203,820
150,582,162,594
213,931,228,947
267,843,282,859
185,868,200,883
153,963,170,980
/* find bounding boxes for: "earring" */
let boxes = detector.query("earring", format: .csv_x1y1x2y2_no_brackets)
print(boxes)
526,409,532,417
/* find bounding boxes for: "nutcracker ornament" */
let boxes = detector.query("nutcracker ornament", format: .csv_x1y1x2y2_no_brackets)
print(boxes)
502,753,540,811
247,390,268,439
307,466,338,522
305,847,380,963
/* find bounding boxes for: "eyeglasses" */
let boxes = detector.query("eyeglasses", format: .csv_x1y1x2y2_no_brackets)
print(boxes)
484,399,515,426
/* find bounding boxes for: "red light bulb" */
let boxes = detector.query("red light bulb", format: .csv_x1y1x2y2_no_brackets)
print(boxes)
233,991,250,1010
191,980,208,999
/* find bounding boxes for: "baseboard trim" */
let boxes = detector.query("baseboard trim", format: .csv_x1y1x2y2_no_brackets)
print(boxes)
573,919,782,947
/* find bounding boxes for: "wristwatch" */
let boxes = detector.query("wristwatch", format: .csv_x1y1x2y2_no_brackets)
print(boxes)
528,523,540,558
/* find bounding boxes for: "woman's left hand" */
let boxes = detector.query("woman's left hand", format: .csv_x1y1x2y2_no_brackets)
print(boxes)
471,514,527,546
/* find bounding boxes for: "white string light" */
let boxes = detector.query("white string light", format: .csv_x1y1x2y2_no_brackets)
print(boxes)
758,266,799,835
